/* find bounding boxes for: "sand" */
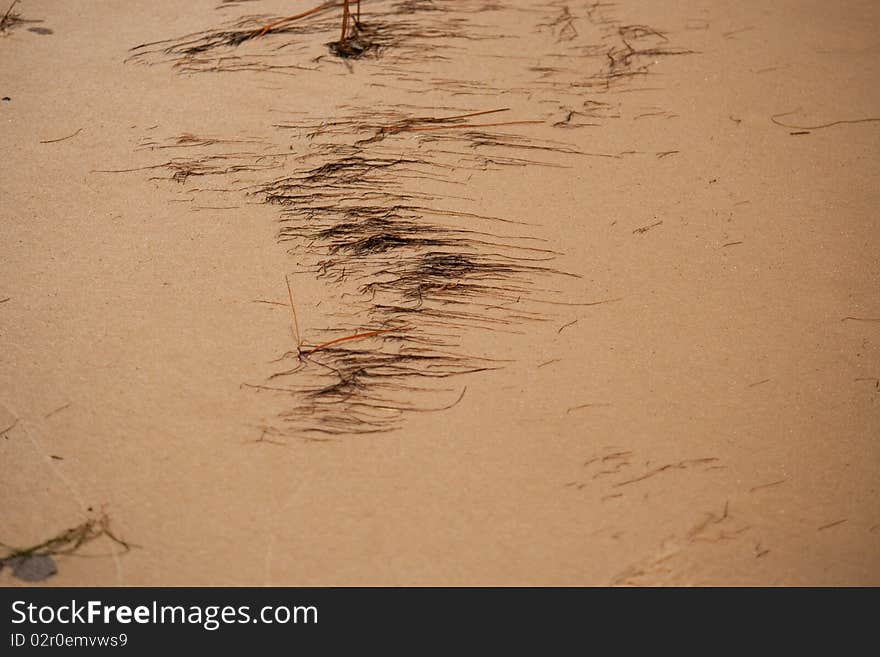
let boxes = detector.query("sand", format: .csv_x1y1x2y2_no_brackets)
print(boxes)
0,0,878,586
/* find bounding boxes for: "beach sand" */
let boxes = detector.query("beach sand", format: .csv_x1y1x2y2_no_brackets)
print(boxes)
1,0,878,585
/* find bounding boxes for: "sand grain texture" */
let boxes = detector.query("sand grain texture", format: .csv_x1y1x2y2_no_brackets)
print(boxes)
1,0,878,585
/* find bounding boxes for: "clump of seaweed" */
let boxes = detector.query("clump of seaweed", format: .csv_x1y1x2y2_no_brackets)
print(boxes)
0,0,23,34
1,513,131,582
125,104,589,438
0,0,50,36
606,24,695,77
126,0,506,74
228,104,585,437
326,0,377,59
251,343,492,437
126,1,694,131
121,1,697,439
0,0,25,36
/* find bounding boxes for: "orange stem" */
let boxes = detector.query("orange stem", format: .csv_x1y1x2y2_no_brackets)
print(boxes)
398,120,544,132
285,274,302,349
254,1,343,38
428,108,510,122
340,0,350,41
303,328,393,356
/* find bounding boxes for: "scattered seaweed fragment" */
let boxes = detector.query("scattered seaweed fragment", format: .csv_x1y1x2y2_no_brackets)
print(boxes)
0,1,21,34
0,0,49,36
0,514,131,582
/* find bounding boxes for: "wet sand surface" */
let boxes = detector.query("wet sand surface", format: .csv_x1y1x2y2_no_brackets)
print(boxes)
1,0,878,585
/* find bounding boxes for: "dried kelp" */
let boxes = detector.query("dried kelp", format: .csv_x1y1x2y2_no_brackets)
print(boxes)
122,1,696,439
96,139,286,185
127,1,692,126
0,1,20,34
236,105,581,437
1,514,131,582
0,0,43,35
127,0,507,74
